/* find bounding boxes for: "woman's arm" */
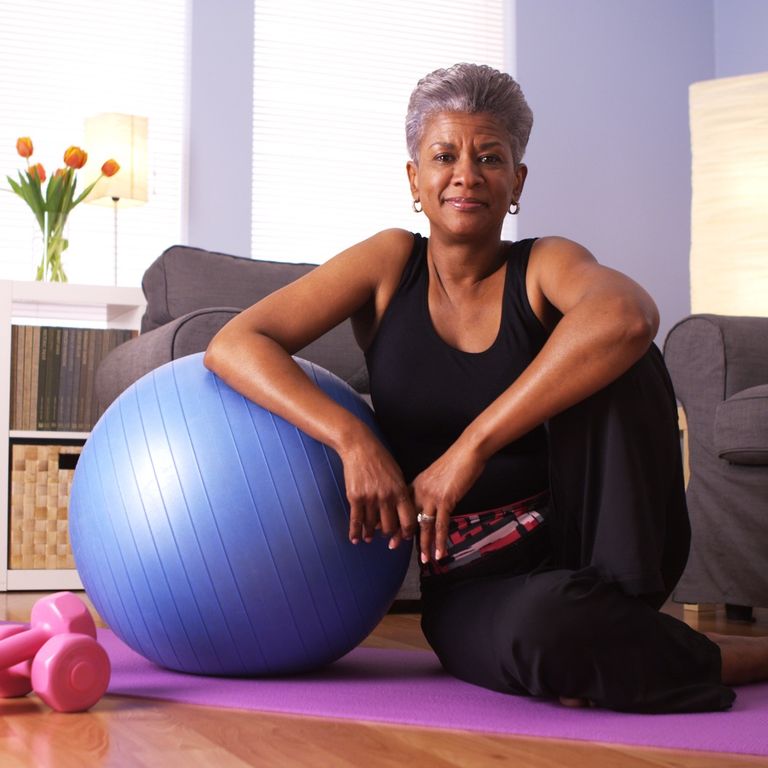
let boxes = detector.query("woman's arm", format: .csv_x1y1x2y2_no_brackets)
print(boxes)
204,228,417,548
413,236,659,562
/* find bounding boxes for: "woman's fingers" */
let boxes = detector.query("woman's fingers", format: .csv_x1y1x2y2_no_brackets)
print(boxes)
417,504,452,563
363,501,378,543
434,504,451,561
349,492,415,549
418,509,436,563
341,440,413,548
396,493,417,541
410,442,486,560
384,494,416,550
348,499,365,544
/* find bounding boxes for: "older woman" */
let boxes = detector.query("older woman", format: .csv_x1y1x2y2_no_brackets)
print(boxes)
205,63,766,712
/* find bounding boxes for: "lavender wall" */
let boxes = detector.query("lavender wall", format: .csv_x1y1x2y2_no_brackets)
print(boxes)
714,0,768,77
186,0,254,257
182,0,768,319
514,0,714,342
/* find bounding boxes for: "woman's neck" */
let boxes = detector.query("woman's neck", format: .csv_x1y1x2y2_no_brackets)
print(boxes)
426,233,508,289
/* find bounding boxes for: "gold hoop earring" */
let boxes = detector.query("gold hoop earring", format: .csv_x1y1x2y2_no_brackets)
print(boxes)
509,200,520,215
412,199,423,213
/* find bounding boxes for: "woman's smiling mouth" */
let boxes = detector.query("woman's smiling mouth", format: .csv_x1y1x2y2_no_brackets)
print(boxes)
443,197,486,210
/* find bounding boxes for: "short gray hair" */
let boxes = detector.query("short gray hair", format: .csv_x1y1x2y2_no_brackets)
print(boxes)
405,63,533,165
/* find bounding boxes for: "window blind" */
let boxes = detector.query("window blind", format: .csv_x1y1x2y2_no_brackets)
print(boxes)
0,0,186,287
252,0,507,263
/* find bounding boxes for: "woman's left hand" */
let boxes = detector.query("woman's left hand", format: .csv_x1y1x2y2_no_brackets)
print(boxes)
410,442,485,564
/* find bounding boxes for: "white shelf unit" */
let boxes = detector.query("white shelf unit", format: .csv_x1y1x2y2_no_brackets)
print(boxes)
0,280,145,591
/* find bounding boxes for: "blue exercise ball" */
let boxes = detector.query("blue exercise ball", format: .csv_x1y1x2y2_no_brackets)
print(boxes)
69,352,412,676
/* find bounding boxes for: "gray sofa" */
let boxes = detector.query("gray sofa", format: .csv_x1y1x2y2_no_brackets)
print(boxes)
663,314,768,618
95,244,420,605
96,244,370,409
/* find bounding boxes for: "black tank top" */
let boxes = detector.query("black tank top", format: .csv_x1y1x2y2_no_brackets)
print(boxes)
365,233,550,515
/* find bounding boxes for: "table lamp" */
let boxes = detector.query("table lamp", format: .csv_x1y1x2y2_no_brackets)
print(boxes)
84,113,149,284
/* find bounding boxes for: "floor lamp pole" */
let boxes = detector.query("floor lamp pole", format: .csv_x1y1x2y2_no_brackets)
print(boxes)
112,196,120,285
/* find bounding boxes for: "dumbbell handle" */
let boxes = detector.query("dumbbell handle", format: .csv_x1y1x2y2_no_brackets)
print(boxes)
0,626,53,670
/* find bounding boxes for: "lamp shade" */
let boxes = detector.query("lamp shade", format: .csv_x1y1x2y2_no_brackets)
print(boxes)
84,113,148,206
690,72,768,316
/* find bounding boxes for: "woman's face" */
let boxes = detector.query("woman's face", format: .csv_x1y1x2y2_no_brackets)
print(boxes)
407,111,526,242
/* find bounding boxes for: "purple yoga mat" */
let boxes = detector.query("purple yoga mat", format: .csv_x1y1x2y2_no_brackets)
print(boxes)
98,629,768,757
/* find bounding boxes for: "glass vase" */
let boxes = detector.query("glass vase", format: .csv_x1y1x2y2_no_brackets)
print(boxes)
36,211,69,283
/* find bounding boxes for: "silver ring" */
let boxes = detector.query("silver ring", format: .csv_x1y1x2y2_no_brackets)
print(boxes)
417,513,435,524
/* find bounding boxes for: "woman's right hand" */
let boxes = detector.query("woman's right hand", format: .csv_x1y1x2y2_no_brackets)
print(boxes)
337,433,417,550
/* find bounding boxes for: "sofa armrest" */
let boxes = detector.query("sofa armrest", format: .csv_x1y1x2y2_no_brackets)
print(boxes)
715,384,768,466
97,306,371,413
664,314,768,420
96,307,240,410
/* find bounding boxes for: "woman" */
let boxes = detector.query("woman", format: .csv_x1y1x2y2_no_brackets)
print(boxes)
205,63,767,712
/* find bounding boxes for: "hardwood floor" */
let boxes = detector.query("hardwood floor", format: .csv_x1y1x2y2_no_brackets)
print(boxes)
1,593,767,768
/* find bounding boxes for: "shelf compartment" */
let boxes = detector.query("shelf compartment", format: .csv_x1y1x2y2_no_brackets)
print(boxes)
9,438,85,571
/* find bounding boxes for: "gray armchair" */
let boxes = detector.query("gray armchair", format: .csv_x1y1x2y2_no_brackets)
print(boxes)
663,314,768,617
95,244,420,605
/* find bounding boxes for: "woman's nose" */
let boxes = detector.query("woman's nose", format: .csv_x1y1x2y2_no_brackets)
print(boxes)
453,156,482,186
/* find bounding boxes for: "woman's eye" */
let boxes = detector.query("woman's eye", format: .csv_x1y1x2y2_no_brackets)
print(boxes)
479,155,502,164
434,153,454,163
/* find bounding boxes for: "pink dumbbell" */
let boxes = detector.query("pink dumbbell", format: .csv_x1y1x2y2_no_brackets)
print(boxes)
0,625,33,698
0,592,110,712
31,632,111,712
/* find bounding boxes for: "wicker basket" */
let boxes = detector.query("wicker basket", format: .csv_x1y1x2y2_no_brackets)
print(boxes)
9,443,82,570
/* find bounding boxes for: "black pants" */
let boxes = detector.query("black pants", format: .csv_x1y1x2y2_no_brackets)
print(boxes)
420,345,735,713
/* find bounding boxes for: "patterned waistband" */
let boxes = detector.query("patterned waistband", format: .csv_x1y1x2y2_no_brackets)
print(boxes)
421,490,548,578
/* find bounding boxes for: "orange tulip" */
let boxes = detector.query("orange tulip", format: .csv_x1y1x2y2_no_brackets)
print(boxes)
16,137,33,158
63,146,88,169
28,163,46,182
53,168,68,180
101,159,120,177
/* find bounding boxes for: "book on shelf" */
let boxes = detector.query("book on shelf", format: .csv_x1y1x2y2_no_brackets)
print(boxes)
69,328,84,431
9,324,136,432
37,326,64,431
23,326,40,432
55,328,72,432
9,325,21,430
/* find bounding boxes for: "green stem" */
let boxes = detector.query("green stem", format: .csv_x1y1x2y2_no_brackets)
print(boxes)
38,212,69,282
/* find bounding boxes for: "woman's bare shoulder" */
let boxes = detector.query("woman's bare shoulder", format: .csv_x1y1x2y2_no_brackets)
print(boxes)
338,228,415,273
525,237,599,330
528,235,657,327
530,235,596,265
369,227,416,281
286,228,415,301
335,228,416,348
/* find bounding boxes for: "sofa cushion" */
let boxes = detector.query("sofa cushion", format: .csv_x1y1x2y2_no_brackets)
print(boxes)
715,384,768,465
141,245,316,332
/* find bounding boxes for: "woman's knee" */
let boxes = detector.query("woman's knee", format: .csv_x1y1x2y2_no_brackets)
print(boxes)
495,570,594,652
492,569,621,696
